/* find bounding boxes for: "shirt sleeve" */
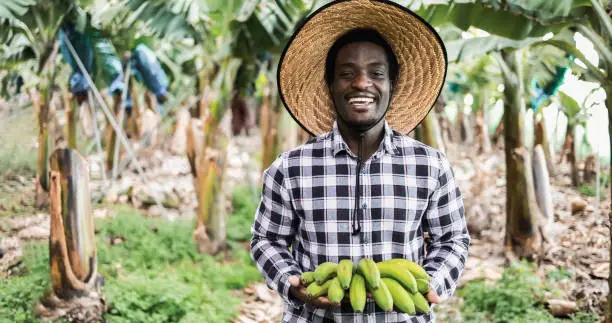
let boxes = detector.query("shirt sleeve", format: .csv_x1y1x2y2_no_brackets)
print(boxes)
422,154,471,299
250,154,304,307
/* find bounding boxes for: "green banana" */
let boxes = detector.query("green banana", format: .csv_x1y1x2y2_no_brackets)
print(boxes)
337,259,354,290
382,278,416,315
416,278,429,294
350,273,366,312
314,262,338,284
377,262,418,293
409,291,430,314
327,277,345,306
301,271,315,285
369,278,393,312
382,259,430,281
306,279,333,299
357,258,380,290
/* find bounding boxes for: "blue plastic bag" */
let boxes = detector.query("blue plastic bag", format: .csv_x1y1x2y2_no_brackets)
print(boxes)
131,44,169,102
58,22,94,95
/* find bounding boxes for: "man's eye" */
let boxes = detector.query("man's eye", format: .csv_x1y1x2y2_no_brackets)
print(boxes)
339,71,354,78
371,71,386,78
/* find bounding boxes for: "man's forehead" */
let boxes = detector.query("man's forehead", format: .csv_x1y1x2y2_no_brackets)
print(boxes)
335,42,389,64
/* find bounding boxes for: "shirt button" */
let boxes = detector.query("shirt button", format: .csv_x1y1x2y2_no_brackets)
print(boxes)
361,168,366,174
362,202,367,209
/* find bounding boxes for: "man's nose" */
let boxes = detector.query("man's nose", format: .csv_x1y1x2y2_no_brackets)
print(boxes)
352,73,372,89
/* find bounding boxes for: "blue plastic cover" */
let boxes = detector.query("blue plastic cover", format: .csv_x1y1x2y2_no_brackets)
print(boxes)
131,44,169,101
58,22,94,95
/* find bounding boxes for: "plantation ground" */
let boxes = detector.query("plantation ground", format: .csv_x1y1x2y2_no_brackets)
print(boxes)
0,102,608,322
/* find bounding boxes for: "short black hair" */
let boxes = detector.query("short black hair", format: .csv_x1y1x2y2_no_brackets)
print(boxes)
325,28,399,88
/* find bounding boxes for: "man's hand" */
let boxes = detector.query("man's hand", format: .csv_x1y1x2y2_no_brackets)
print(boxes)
426,289,442,304
288,275,339,308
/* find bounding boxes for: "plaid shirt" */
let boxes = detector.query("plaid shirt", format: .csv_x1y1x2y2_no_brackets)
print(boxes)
250,121,470,322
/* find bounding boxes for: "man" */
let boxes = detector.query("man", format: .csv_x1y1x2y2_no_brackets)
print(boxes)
250,1,470,322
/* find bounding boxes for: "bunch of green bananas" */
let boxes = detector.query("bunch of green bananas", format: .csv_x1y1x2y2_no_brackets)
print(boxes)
300,258,431,314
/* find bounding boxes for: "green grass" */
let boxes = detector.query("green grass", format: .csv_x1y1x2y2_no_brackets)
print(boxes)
0,198,263,323
578,183,607,200
227,185,259,242
458,261,599,323
97,207,262,322
0,243,50,322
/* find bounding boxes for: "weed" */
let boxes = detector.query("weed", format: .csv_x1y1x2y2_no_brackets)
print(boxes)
227,185,259,243
546,267,574,282
578,183,606,200
459,261,597,323
1,206,263,322
0,243,50,322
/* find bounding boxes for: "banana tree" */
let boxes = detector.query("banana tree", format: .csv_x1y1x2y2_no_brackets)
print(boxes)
126,0,311,254
414,0,612,317
1,0,74,209
558,91,593,186
447,53,503,154
37,148,104,320
495,49,547,259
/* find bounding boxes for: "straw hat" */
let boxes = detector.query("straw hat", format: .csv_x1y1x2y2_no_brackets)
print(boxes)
278,0,447,136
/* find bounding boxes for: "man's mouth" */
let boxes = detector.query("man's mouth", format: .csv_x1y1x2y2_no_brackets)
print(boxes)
347,96,376,110
348,97,374,105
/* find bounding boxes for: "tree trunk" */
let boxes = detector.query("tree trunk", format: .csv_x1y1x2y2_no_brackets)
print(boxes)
475,109,491,154
457,106,469,143
605,84,612,323
104,93,122,174
191,86,229,255
564,123,580,187
32,88,51,209
260,84,283,173
231,93,254,136
500,51,544,260
145,92,156,113
79,99,94,139
481,94,492,152
36,148,104,321
126,85,142,139
66,95,79,150
464,112,475,144
582,154,597,184
170,107,190,155
421,111,446,153
534,115,555,176
492,112,504,146
533,144,553,225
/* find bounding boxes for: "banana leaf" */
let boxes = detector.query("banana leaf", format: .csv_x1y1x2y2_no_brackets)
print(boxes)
232,0,310,59
414,0,594,40
126,0,206,42
446,35,542,63
558,91,583,125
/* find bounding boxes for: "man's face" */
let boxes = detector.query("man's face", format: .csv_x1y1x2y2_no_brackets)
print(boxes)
330,41,392,130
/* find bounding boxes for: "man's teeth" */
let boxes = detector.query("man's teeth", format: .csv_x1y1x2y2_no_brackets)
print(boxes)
348,97,374,104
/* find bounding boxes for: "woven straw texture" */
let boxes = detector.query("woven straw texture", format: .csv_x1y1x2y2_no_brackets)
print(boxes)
278,0,447,136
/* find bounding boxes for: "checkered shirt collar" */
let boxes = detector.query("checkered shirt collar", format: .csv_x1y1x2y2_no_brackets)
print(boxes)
330,120,399,157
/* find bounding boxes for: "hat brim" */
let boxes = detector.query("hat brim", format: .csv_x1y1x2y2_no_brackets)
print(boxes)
278,0,447,136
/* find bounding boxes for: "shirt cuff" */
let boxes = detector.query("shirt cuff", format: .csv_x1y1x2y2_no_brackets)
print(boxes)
277,272,305,309
428,273,447,299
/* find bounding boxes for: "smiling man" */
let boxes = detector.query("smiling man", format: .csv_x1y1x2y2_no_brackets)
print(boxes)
250,1,470,322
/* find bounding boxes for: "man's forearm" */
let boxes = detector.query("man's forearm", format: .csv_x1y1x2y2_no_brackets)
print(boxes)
250,235,303,306
422,233,470,298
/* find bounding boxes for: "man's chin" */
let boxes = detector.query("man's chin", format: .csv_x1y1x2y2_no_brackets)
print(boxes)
344,118,380,131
